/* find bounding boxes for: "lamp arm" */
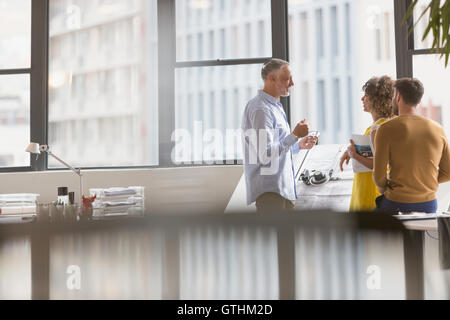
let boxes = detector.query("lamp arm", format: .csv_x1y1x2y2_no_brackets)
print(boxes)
47,151,82,176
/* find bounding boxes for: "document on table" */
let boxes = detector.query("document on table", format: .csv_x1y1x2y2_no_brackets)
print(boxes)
295,195,352,212
297,179,354,197
295,144,354,211
295,144,354,181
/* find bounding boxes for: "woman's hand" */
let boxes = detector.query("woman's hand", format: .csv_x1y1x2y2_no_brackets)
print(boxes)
347,139,358,159
341,139,359,171
340,151,351,171
346,139,375,170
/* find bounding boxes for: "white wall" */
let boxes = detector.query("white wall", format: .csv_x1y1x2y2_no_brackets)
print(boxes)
0,166,244,214
2,163,449,214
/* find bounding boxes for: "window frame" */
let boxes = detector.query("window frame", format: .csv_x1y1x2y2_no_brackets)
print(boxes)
165,0,289,167
1,0,288,172
0,0,47,173
394,0,448,78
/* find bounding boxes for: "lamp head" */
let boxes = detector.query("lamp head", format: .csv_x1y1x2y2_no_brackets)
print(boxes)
26,144,50,162
26,143,41,154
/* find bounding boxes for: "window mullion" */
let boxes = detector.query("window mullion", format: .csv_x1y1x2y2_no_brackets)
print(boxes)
0,69,31,75
175,57,271,68
394,0,413,78
158,0,177,167
272,0,290,123
31,0,49,171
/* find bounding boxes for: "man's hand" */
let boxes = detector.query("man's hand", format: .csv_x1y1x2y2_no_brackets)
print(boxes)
293,119,309,138
340,151,351,171
299,136,319,150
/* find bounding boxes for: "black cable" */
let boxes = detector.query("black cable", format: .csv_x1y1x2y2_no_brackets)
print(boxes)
296,148,311,181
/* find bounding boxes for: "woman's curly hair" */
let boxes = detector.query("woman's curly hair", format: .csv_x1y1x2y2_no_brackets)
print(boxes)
362,76,395,118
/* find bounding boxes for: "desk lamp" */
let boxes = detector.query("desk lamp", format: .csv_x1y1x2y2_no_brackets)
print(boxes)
26,143,83,208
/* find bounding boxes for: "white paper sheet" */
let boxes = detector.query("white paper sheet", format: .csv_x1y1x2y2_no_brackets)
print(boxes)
351,134,372,173
295,144,354,212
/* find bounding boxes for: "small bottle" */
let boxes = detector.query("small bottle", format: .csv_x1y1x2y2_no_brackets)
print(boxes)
57,187,69,205
66,192,78,222
69,192,75,205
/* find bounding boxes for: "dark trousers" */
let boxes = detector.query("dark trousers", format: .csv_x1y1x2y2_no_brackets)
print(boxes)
255,193,295,213
375,195,438,214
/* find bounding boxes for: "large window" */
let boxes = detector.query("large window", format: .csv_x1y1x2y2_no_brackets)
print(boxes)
48,0,158,168
0,0,31,69
288,0,397,144
174,64,262,164
3,0,450,172
173,0,272,164
413,55,450,134
0,0,31,168
412,0,435,50
176,0,272,61
410,1,450,137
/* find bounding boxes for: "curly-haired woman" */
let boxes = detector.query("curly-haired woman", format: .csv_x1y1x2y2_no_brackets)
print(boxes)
340,76,395,211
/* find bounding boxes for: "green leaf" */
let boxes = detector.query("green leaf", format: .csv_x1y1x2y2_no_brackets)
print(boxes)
404,0,425,38
445,38,450,67
443,2,450,46
423,22,433,40
442,17,449,47
403,0,419,24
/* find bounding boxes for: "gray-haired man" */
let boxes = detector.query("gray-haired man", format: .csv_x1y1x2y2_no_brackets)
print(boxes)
242,59,318,212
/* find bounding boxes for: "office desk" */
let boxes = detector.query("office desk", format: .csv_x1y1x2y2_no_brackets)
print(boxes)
225,144,351,213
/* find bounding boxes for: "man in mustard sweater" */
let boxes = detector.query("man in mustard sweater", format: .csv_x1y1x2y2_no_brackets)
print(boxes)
373,78,450,213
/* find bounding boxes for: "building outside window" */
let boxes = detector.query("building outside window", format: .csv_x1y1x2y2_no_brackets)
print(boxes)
174,0,271,164
48,0,158,168
288,0,397,144
0,0,31,168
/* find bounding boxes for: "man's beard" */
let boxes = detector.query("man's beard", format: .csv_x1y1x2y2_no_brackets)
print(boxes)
280,87,290,97
276,83,290,97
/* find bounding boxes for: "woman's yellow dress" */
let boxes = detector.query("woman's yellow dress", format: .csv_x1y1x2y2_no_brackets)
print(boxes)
349,119,388,211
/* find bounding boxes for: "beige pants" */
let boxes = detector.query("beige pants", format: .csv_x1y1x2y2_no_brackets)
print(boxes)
255,192,296,213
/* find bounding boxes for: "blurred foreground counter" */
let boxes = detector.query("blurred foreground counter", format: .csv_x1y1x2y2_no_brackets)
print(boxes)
1,211,447,300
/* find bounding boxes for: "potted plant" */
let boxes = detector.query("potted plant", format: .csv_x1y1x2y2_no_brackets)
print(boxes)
405,0,450,67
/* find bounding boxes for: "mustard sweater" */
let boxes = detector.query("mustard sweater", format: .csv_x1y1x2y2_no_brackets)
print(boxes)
373,114,450,203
